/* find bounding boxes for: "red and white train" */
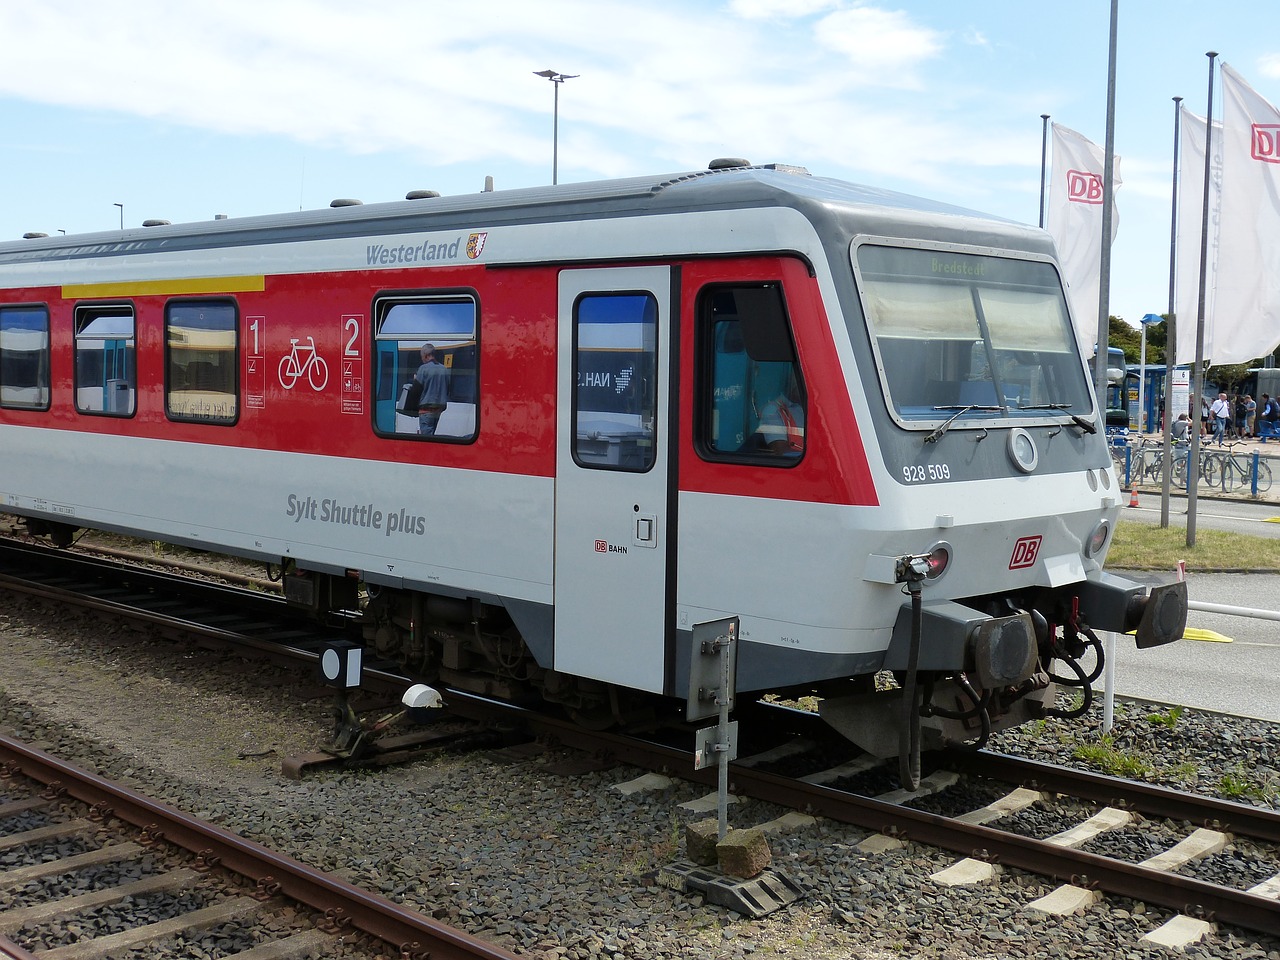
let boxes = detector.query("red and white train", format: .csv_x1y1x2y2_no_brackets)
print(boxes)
0,160,1184,759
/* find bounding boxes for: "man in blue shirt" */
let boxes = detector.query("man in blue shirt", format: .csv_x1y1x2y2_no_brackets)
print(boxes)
414,344,450,436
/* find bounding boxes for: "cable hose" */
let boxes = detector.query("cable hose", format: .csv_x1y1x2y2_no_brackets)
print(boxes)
925,681,990,722
948,674,992,751
898,584,923,792
1044,651,1093,718
1049,626,1105,687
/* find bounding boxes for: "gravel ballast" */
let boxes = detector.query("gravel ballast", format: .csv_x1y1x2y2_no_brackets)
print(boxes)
3,591,1280,960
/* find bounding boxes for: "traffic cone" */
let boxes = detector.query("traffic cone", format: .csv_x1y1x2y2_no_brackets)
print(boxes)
1128,488,1140,508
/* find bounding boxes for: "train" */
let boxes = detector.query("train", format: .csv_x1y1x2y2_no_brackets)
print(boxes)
0,159,1186,774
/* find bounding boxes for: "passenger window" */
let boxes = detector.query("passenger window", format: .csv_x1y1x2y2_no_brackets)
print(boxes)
372,295,477,441
165,300,238,423
572,293,658,471
0,306,50,410
75,305,136,417
698,284,805,461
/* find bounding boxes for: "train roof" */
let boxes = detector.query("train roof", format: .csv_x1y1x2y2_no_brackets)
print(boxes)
0,160,1045,265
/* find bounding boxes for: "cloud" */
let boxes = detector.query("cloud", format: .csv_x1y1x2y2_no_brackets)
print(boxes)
728,0,840,19
814,6,944,84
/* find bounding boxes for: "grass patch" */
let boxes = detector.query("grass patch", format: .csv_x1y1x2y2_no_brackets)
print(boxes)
1145,706,1184,729
1105,520,1280,571
1072,736,1154,780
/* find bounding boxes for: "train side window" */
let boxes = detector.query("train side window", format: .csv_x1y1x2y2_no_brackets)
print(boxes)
697,284,806,462
165,300,238,424
75,305,136,417
0,305,50,410
572,293,658,471
372,295,477,441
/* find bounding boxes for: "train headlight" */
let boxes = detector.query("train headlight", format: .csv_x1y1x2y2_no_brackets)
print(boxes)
924,541,951,581
1007,428,1038,473
1085,519,1110,558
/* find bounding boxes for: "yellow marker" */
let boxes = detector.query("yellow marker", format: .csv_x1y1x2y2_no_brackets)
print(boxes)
1181,627,1233,643
1265,517,1280,523
1127,627,1233,643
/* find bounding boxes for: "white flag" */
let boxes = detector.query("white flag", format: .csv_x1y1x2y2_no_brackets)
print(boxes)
1212,63,1280,365
1045,123,1121,361
1173,106,1222,366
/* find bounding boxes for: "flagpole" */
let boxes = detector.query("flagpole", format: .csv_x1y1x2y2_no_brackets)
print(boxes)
1188,51,1218,548
1093,0,1118,414
1039,114,1050,227
1161,96,1183,529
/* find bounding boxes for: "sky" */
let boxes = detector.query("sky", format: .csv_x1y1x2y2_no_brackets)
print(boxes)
2,0,1278,333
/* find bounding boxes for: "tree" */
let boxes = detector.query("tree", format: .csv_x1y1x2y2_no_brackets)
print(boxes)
1107,316,1165,365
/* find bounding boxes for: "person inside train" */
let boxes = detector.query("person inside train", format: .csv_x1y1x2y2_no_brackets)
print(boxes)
413,343,451,436
754,369,805,455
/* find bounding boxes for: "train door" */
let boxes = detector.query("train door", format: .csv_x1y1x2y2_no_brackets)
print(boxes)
553,266,673,694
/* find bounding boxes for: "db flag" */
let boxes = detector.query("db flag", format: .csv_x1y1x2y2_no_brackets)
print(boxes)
1173,107,1223,367
1046,123,1122,362
1210,63,1280,365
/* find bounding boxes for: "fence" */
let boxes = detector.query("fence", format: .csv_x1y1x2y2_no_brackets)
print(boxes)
1110,437,1275,498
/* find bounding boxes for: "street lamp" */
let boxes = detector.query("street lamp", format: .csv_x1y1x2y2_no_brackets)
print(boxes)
1139,313,1165,433
533,69,578,185
113,203,123,229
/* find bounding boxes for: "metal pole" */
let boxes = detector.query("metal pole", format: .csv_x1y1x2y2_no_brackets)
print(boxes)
1093,0,1119,415
1139,323,1147,433
1039,114,1051,228
552,79,560,185
534,70,577,186
717,634,731,840
1161,97,1183,528
1189,52,1219,548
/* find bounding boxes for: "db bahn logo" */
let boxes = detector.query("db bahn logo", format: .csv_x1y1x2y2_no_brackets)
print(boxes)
1009,535,1042,570
1066,170,1104,204
1252,124,1280,163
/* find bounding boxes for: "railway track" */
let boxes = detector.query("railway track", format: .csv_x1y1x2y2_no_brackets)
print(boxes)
5,534,1280,949
0,732,517,960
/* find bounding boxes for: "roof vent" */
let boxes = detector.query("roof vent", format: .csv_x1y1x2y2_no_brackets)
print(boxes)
331,198,363,207
22,232,48,239
142,219,171,227
406,190,440,200
708,157,751,170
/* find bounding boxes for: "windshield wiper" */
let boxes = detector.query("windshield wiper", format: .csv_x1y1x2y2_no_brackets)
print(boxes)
924,404,1004,444
1018,402,1097,434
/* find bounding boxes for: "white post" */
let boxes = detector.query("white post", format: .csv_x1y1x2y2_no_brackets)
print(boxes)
1102,631,1116,734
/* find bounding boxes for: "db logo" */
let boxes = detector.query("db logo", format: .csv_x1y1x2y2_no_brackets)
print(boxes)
594,540,608,553
1009,535,1042,570
1252,124,1280,164
1066,170,1104,204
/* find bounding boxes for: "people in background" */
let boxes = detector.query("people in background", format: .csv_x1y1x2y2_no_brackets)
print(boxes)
1209,392,1231,445
1171,412,1191,442
1246,394,1258,438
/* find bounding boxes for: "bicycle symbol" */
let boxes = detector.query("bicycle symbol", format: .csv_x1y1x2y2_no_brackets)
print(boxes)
278,337,329,391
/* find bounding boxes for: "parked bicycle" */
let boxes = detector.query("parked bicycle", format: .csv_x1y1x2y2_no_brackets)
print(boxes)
1204,441,1273,494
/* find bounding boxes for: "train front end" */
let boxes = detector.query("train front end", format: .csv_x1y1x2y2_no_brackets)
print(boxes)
817,229,1186,762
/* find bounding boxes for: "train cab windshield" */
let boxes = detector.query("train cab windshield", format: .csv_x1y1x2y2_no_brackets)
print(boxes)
854,243,1092,430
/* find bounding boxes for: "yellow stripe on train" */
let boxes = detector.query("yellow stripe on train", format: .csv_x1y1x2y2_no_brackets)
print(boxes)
62,275,265,299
